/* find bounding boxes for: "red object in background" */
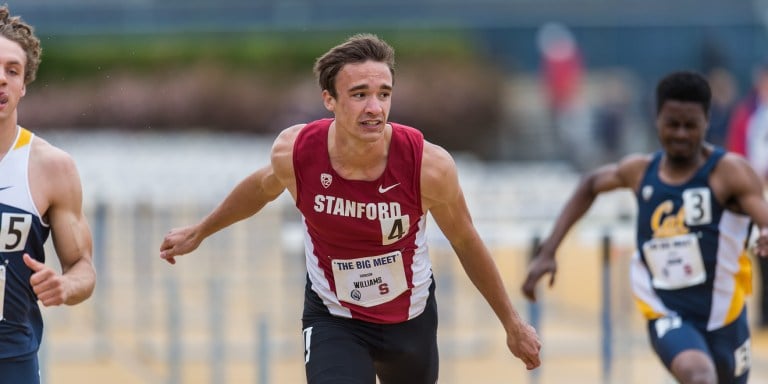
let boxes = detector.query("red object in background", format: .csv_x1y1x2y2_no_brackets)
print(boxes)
538,22,583,113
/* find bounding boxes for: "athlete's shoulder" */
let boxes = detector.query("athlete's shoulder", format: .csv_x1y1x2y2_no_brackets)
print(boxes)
718,151,750,168
388,121,420,131
604,152,654,191
389,121,424,140
619,152,654,167
28,133,83,209
30,133,78,176
271,123,305,157
275,123,306,143
420,140,458,206
617,152,653,174
273,123,312,154
712,151,760,183
422,140,454,170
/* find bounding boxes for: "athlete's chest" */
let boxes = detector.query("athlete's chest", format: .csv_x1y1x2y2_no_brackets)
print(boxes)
639,182,720,233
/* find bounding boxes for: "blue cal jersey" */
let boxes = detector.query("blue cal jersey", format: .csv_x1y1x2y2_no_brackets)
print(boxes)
0,127,50,360
631,148,753,331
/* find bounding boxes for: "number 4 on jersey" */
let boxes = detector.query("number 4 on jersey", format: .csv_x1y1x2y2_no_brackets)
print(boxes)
380,215,410,245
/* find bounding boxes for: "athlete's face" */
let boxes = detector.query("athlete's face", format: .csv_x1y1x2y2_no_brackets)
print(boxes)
0,36,26,124
323,60,392,143
656,100,707,164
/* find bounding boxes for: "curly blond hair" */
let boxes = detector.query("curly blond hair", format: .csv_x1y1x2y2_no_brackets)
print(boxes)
0,5,41,85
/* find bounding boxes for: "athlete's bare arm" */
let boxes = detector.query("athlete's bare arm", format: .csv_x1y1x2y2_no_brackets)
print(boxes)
521,154,650,301
713,154,768,257
421,141,541,370
160,124,303,264
28,138,95,306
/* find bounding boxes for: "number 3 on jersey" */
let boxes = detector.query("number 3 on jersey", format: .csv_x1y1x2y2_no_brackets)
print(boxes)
682,187,712,226
380,215,410,245
0,212,32,252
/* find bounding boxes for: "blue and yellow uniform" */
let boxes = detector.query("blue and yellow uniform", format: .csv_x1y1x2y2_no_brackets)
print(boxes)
0,128,49,383
631,148,752,382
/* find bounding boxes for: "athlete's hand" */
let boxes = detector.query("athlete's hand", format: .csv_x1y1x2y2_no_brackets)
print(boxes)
521,246,558,302
756,227,768,258
507,321,542,370
160,225,202,265
24,253,68,306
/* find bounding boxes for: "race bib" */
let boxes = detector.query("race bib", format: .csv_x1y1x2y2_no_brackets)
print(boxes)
380,215,410,246
682,187,712,226
331,251,408,307
0,213,32,252
643,233,705,290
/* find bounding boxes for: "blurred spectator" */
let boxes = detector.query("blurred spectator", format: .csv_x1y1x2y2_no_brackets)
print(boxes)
706,67,738,147
727,62,768,180
592,72,631,164
727,61,768,328
538,22,583,115
537,22,591,170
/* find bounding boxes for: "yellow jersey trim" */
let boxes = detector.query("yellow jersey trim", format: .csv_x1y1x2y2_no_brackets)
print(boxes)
13,127,31,149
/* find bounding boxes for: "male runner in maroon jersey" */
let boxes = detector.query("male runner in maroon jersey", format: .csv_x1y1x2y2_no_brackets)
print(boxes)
160,33,541,383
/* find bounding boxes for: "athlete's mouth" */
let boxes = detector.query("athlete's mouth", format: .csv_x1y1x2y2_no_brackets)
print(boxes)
360,120,382,127
669,141,690,150
0,94,7,105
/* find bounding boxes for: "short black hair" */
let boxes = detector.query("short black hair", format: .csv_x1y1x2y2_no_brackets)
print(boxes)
655,71,711,116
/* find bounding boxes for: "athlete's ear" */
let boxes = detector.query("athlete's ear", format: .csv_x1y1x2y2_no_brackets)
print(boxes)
322,90,335,112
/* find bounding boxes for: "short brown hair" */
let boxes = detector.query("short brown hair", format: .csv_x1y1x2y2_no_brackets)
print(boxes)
0,5,41,85
313,34,395,98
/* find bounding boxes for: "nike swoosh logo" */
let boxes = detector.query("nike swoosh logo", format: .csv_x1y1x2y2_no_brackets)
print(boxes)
378,183,400,193
0,186,11,192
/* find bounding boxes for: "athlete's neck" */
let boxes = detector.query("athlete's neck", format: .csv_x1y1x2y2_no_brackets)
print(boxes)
660,147,710,184
0,123,18,160
328,122,391,181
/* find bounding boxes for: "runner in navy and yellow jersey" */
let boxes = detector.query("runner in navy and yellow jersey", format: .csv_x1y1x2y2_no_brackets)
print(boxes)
0,5,96,384
523,70,768,384
160,33,541,383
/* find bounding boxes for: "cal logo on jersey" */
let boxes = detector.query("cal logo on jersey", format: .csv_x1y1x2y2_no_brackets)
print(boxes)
650,200,689,238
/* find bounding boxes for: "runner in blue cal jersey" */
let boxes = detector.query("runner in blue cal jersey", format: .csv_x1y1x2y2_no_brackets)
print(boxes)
522,71,768,384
